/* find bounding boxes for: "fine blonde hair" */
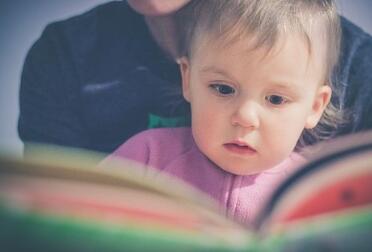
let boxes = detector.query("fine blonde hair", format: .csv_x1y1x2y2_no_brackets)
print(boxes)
177,0,344,149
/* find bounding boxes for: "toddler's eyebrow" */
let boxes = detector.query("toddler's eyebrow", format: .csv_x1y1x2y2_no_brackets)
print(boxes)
200,66,234,79
268,82,303,93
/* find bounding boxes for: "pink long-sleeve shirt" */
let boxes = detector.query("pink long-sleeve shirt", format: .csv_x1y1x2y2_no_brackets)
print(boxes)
105,127,303,225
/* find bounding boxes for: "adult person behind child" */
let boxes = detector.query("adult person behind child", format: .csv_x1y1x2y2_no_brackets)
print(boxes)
18,0,372,156
18,0,191,155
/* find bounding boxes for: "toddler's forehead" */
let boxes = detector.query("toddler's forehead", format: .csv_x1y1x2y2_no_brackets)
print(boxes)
191,28,327,86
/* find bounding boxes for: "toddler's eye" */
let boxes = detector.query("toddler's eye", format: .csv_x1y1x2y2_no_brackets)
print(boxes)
266,95,288,105
210,84,235,96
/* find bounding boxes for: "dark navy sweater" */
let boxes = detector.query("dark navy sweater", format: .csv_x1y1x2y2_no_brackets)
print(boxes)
19,1,189,153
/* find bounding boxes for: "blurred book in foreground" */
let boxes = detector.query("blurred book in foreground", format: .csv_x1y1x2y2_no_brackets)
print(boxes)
1,131,372,252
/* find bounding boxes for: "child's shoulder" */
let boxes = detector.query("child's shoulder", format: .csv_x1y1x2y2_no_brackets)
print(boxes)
120,127,194,151
110,127,196,168
129,127,192,143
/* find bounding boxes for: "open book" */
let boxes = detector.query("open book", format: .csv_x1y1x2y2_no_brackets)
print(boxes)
1,131,372,252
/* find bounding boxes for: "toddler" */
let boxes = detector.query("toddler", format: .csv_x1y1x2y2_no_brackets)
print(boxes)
104,0,342,225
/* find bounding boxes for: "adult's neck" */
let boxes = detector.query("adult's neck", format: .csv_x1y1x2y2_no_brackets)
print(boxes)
145,14,180,61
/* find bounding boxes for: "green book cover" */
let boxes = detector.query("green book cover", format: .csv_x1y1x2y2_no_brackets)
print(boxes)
0,131,372,252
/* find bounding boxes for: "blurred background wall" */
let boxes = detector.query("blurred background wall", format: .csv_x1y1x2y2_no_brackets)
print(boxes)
0,0,371,156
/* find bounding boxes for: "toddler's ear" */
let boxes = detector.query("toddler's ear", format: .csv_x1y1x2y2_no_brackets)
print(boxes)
305,85,332,129
177,57,191,102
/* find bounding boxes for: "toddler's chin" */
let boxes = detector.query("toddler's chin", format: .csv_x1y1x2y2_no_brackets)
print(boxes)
220,164,270,176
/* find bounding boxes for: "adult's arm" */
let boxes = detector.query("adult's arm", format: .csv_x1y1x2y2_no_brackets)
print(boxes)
18,23,87,156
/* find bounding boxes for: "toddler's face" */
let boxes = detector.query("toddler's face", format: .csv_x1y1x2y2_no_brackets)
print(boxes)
180,33,331,175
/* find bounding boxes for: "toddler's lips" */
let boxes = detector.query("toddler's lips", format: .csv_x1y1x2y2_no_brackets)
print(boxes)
223,142,257,155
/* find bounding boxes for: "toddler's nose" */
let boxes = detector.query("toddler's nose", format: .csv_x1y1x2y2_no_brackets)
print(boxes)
231,101,260,129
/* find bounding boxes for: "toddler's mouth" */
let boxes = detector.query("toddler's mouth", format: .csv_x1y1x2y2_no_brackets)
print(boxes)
223,142,257,155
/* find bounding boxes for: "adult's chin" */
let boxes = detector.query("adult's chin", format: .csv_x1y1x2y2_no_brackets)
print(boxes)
127,0,191,17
